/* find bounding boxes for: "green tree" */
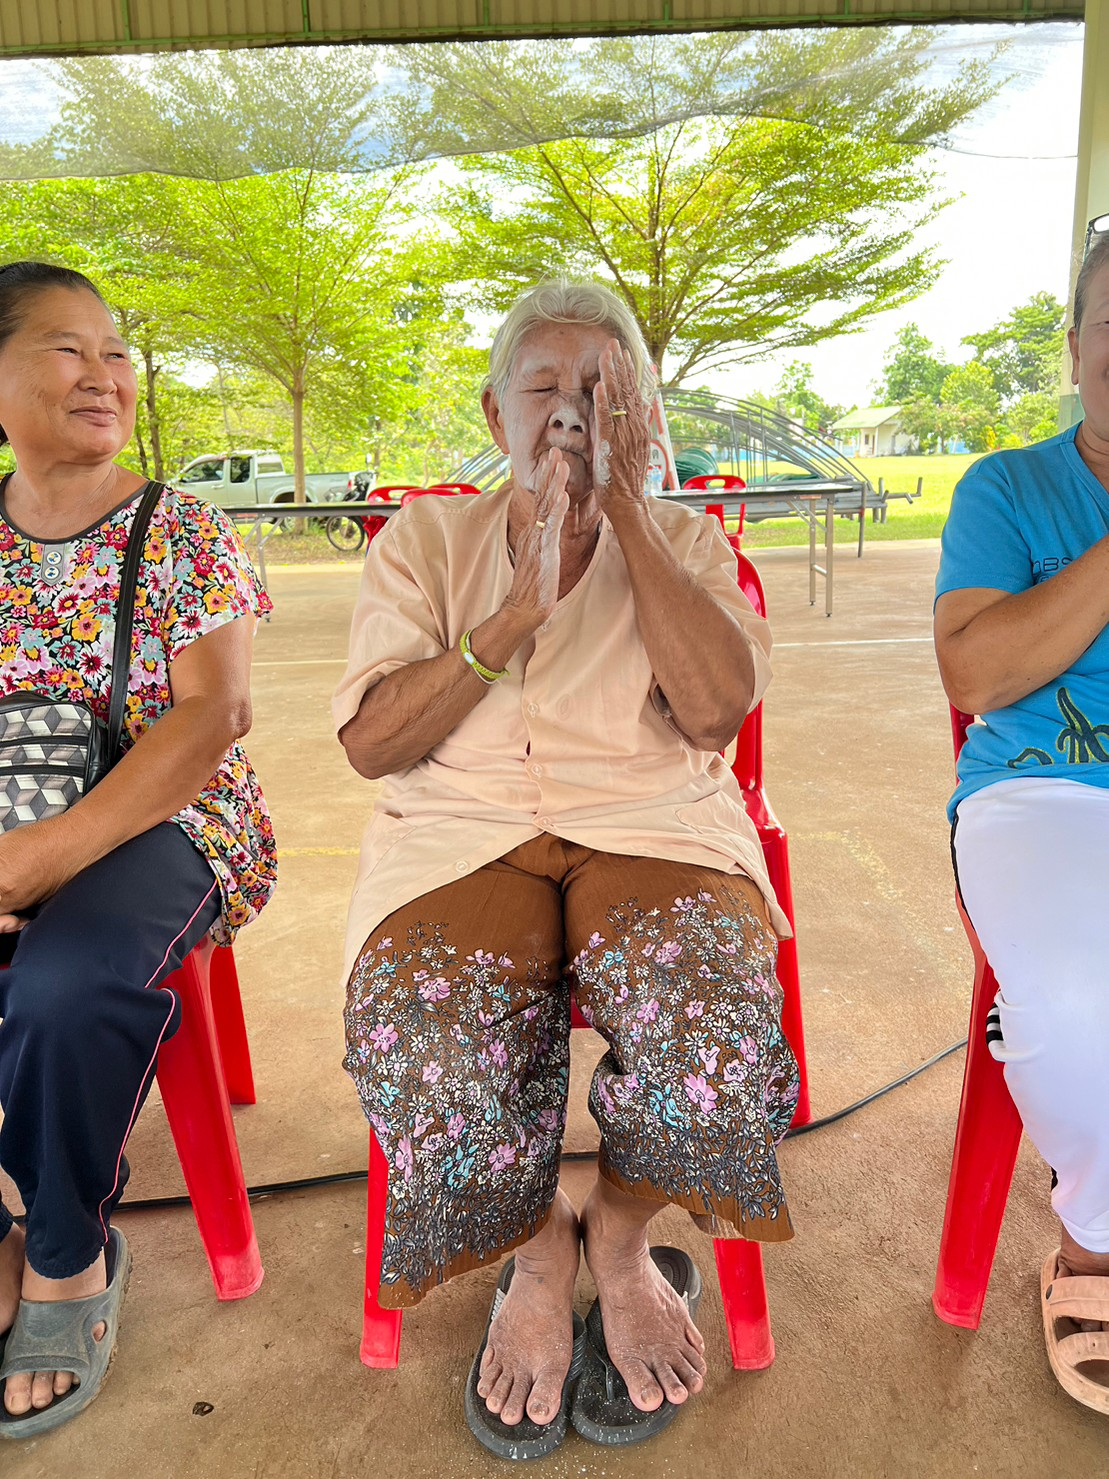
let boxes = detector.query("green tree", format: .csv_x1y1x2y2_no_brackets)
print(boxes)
417,30,998,385
129,373,230,478
0,175,202,479
1003,390,1059,447
940,361,1000,453
901,396,955,454
18,50,425,501
773,363,842,433
963,292,1066,403
878,323,953,404
377,319,491,485
176,168,420,501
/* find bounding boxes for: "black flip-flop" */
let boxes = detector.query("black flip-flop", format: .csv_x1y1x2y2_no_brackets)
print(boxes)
464,1257,588,1462
570,1245,703,1447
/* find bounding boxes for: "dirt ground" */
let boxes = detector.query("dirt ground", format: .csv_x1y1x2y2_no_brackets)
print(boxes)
3,540,1107,1478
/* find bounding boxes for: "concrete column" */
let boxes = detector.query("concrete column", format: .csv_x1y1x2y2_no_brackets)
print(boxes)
1061,0,1109,427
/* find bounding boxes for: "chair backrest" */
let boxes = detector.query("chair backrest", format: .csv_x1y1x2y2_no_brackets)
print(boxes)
950,706,974,762
682,473,747,491
426,483,482,497
731,551,767,796
369,485,423,503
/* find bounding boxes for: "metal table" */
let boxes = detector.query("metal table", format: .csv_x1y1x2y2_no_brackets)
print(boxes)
662,481,858,617
224,484,849,616
220,500,389,587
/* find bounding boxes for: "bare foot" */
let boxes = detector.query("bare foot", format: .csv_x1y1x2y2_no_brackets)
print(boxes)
476,1188,581,1427
3,1251,107,1416
581,1179,707,1414
0,1224,24,1336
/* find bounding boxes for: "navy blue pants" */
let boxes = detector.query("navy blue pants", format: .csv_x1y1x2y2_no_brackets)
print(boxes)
0,823,221,1278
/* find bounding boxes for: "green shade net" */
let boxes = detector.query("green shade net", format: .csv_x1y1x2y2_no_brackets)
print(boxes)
0,23,1081,182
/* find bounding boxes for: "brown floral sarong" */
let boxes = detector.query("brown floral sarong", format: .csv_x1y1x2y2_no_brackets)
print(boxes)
343,835,798,1307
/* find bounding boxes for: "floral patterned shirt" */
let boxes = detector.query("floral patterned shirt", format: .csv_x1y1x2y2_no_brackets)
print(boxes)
0,481,276,941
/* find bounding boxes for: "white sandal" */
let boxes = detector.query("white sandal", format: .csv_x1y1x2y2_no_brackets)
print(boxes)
1041,1247,1109,1414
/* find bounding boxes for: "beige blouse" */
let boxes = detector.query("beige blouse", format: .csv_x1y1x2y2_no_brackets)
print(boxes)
333,485,789,979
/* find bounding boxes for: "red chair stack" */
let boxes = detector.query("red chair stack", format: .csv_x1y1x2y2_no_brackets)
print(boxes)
932,708,1024,1328
359,546,809,1373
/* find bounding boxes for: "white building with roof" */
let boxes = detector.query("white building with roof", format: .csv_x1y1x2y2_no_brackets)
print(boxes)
830,405,913,457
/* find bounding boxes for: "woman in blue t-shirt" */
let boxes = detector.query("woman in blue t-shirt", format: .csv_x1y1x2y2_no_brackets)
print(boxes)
934,228,1109,1415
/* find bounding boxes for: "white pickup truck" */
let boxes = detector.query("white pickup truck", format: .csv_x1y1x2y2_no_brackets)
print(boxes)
174,449,354,508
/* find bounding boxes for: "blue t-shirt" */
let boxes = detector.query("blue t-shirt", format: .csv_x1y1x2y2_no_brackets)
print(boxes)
936,423,1109,819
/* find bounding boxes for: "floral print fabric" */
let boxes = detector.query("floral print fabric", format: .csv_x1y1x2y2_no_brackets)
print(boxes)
0,482,276,940
344,835,797,1308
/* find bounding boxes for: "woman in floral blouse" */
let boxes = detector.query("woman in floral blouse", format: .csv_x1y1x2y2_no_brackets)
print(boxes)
0,262,275,1438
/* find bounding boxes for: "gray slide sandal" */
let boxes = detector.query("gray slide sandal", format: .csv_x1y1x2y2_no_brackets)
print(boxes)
571,1245,703,1447
0,1226,131,1440
464,1257,588,1461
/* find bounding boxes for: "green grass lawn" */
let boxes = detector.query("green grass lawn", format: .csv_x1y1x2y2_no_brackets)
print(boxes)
740,452,979,549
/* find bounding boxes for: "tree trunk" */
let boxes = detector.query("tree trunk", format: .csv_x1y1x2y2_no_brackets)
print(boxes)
143,348,164,481
216,366,234,444
134,424,150,478
291,377,307,504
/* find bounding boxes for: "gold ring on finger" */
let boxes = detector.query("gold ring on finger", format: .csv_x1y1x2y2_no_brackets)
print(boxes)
535,518,547,529
610,407,628,417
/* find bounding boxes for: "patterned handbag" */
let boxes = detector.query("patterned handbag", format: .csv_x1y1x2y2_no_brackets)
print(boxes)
0,480,165,832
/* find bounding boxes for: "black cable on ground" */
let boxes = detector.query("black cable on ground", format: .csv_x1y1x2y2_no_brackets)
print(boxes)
103,1036,968,1215
779,1036,967,1138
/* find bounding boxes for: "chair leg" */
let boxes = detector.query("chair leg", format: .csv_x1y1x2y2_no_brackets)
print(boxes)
362,1130,403,1367
157,939,263,1300
714,1238,775,1369
933,953,1022,1329
207,943,256,1106
759,825,811,1127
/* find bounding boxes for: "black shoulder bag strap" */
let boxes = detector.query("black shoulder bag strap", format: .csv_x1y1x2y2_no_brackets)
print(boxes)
107,480,166,762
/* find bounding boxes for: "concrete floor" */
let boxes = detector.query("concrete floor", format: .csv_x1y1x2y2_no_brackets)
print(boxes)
4,539,1109,1477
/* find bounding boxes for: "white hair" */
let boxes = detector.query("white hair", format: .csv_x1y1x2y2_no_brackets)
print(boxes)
486,279,657,403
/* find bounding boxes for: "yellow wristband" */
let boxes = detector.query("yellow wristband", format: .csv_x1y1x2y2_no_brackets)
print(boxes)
460,629,509,684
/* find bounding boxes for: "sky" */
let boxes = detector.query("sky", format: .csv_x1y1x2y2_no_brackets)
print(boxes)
696,24,1085,410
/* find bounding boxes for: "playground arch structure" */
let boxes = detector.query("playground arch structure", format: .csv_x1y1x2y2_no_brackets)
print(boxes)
0,0,1103,431
454,392,872,519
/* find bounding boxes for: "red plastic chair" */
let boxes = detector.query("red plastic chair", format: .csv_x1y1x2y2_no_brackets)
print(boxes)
359,549,808,1373
425,483,482,497
932,708,1023,1329
156,935,263,1300
731,551,811,1131
683,473,747,545
368,485,423,501
344,486,419,548
0,934,261,1300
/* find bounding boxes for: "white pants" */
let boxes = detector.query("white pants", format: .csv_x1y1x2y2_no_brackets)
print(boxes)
953,776,1109,1254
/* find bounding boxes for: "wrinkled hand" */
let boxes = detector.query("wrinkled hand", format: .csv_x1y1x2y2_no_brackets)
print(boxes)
591,339,651,508
0,818,74,930
504,448,571,630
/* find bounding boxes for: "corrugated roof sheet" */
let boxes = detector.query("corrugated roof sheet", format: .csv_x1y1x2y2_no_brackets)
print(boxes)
0,0,1082,55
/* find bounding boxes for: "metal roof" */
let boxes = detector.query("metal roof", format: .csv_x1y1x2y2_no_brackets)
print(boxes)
831,404,904,430
0,0,1082,57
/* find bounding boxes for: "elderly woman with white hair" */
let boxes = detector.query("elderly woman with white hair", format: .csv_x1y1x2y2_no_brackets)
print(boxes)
335,280,798,1459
